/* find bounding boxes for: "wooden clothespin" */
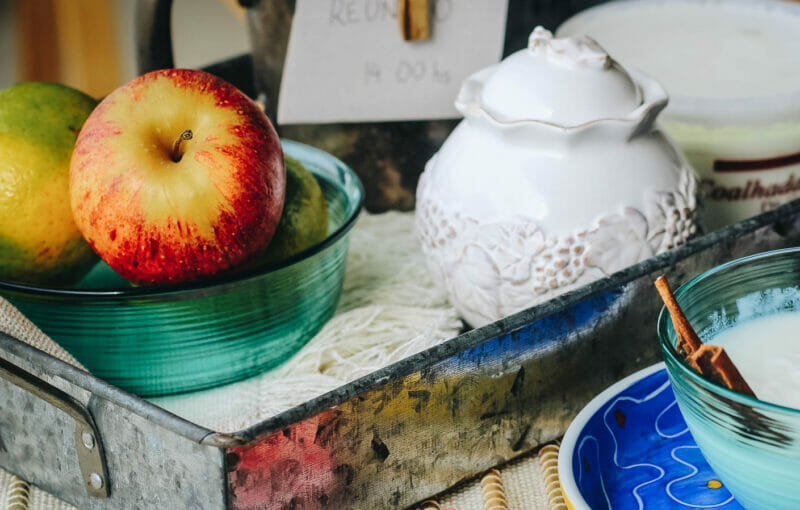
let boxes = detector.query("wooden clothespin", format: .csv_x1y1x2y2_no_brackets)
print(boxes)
399,0,430,41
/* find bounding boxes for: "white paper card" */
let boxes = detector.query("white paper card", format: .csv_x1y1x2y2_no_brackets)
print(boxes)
277,0,509,124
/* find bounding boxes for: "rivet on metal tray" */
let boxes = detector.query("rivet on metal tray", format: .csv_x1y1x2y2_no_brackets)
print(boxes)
82,432,95,450
89,473,104,490
1,356,110,498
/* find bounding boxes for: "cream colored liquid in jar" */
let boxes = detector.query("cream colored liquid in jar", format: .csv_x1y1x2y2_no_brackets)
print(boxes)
558,0,800,231
710,312,800,409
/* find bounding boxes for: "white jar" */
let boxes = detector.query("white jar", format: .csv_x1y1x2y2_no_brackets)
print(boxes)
415,27,698,327
558,0,800,231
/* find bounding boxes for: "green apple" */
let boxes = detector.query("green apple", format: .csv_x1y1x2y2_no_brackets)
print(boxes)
0,82,98,285
262,155,329,264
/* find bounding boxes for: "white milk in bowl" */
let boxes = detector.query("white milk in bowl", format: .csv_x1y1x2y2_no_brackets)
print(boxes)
709,312,800,409
558,0,800,231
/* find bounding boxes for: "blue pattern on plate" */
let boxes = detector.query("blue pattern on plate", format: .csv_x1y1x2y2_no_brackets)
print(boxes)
572,368,743,509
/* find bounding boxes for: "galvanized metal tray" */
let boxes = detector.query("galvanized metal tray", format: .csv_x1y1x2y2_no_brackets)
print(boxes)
3,197,800,509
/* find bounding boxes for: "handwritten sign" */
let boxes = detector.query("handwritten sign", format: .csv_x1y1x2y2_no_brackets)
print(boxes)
277,0,509,124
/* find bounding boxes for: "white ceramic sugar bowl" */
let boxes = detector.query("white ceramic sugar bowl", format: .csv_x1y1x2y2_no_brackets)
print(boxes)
416,27,698,327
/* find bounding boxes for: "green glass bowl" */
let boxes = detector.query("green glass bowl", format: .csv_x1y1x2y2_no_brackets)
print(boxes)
0,140,363,397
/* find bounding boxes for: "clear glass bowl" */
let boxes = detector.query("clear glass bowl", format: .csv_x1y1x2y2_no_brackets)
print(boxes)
0,140,363,397
658,248,800,510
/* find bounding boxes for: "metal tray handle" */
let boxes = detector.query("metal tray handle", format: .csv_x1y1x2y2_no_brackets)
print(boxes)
0,357,109,498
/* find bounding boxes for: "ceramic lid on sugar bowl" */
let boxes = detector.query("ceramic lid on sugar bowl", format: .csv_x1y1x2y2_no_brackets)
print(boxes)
415,27,699,328
460,26,646,127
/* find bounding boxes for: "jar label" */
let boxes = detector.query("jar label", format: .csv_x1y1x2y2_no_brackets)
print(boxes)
702,150,800,216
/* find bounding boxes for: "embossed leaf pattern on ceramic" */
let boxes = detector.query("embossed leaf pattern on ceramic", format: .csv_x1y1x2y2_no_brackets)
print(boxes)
646,168,699,253
416,167,698,327
582,207,653,275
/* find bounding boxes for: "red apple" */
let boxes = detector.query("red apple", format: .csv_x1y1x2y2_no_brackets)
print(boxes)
70,69,285,284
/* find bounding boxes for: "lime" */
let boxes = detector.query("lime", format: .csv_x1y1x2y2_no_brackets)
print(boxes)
262,155,329,264
0,82,98,285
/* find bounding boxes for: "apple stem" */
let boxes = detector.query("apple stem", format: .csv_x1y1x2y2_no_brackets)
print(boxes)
171,130,193,162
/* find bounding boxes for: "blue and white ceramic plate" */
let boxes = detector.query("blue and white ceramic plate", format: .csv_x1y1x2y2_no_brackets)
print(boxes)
558,363,743,509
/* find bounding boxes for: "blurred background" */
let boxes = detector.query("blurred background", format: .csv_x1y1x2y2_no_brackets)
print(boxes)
0,0,249,97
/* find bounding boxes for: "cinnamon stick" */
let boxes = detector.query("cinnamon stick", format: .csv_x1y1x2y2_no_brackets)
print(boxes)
655,275,756,398
654,276,703,356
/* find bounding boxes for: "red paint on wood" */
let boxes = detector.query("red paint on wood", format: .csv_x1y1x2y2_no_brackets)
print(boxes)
228,410,345,510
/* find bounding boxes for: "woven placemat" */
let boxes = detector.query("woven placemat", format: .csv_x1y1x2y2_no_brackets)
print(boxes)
417,443,567,510
0,212,567,509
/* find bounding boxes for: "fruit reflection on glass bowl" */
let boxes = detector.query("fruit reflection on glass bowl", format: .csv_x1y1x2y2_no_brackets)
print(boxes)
0,141,363,397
